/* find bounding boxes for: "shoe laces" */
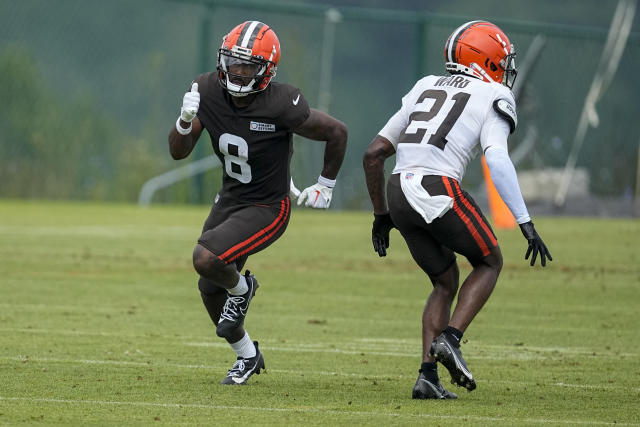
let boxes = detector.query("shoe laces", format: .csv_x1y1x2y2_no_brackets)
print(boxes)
227,359,246,376
219,295,246,322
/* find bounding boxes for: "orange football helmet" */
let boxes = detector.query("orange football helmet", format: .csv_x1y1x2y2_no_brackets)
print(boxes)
217,21,281,96
444,21,517,88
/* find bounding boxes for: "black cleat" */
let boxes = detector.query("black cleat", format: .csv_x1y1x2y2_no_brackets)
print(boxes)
430,333,477,391
412,371,457,399
221,341,265,385
216,271,259,339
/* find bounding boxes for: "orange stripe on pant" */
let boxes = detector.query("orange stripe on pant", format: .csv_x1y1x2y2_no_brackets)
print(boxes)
450,179,498,246
219,197,290,264
442,177,491,257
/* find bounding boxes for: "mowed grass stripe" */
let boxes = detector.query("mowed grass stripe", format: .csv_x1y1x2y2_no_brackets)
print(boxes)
2,327,637,358
1,396,637,426
3,355,637,392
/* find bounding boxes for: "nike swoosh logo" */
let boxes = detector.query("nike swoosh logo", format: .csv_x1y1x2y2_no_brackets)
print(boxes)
292,94,300,105
232,377,245,384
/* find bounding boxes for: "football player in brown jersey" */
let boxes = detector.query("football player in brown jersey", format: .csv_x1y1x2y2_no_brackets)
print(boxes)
168,21,347,385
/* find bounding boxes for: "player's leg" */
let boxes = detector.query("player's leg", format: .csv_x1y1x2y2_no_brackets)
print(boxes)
193,245,259,338
198,277,245,341
197,253,252,349
427,245,501,392
192,201,255,340
449,246,502,331
387,173,458,399
193,196,290,384
405,236,461,399
427,177,503,391
195,252,249,338
193,197,289,337
193,247,242,289
435,177,503,332
422,261,459,362
198,276,264,384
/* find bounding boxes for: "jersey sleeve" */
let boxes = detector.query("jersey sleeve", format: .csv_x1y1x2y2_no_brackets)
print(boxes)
479,107,510,153
480,84,515,152
482,86,529,224
378,108,408,148
278,86,310,130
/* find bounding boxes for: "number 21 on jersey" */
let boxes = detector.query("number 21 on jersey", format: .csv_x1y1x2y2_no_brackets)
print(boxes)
219,133,252,183
399,89,470,149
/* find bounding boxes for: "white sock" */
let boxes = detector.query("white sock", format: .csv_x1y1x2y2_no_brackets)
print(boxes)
230,332,256,359
227,274,248,296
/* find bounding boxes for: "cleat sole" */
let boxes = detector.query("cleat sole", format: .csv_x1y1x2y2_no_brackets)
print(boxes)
430,339,477,392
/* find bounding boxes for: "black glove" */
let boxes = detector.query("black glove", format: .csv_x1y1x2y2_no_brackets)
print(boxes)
372,213,395,257
519,221,552,267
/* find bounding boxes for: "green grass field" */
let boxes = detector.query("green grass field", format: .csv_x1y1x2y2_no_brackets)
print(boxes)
1,200,639,425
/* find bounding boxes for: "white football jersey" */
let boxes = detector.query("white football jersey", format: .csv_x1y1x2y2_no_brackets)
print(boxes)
379,74,516,181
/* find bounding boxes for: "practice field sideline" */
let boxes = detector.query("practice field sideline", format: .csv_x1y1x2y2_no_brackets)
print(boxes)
0,200,638,425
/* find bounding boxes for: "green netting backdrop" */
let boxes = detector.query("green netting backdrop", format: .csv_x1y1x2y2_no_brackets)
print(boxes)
1,0,638,208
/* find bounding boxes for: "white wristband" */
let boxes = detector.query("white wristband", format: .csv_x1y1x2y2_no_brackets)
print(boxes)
317,175,336,188
176,117,192,135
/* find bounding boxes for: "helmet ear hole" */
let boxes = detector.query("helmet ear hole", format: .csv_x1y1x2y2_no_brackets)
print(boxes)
489,62,498,72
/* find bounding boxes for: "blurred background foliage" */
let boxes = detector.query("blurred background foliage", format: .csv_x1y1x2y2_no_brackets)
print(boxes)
1,0,638,209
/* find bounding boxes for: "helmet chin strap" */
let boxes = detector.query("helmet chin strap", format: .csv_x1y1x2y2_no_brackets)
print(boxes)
225,77,258,97
228,88,251,97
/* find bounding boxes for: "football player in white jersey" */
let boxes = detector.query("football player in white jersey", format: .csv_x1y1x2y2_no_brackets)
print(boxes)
363,21,551,399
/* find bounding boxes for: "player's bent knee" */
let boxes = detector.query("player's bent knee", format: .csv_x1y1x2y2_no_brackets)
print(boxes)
193,244,241,287
472,246,503,274
487,246,504,273
429,260,460,293
192,244,225,277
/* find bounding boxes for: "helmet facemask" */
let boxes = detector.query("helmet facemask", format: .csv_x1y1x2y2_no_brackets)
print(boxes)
501,51,517,89
217,45,277,97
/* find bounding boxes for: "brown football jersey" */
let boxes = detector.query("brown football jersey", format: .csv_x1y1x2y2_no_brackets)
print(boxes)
193,72,310,203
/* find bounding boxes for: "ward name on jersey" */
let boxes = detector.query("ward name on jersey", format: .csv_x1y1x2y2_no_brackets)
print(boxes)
379,74,516,182
193,72,310,203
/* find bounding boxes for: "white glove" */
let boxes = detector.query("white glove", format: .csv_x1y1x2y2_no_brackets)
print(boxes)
297,176,336,209
180,82,200,123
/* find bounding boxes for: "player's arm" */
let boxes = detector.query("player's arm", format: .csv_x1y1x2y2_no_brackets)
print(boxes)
363,102,406,215
168,83,204,160
294,108,347,179
362,100,407,257
363,135,395,215
482,102,552,267
169,117,204,160
363,135,397,257
293,108,348,208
